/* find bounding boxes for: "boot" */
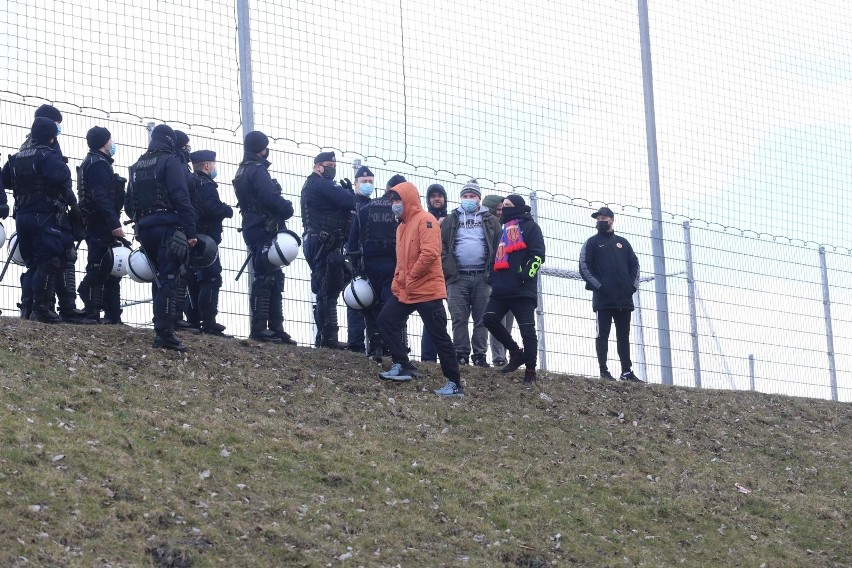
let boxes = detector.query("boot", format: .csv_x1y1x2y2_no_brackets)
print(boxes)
153,329,188,352
58,266,95,324
102,277,124,324
18,303,32,320
249,281,282,343
80,276,105,322
198,284,229,336
368,333,384,362
31,269,61,324
267,285,296,344
523,369,537,384
499,348,525,373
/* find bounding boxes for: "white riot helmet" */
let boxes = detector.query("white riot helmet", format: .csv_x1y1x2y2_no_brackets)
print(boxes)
7,232,25,266
102,242,133,277
0,222,5,249
267,229,301,267
343,277,375,310
127,249,156,283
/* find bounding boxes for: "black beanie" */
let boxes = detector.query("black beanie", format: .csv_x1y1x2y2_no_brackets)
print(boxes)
152,124,175,143
175,130,190,149
505,194,531,213
245,131,269,154
86,126,111,150
31,117,58,143
387,174,407,189
426,183,447,199
35,104,62,123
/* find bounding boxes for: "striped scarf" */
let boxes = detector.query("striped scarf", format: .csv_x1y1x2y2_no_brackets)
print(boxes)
494,219,526,271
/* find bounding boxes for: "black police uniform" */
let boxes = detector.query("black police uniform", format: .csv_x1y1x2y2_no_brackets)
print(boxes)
347,191,398,359
173,142,204,330
1,118,74,323
344,191,372,352
125,127,197,350
77,148,127,322
233,151,295,343
301,171,356,347
191,160,233,334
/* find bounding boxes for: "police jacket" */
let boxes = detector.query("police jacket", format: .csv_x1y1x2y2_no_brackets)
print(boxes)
348,193,397,260
1,143,72,215
195,171,233,244
300,172,356,236
488,212,546,301
125,137,197,238
579,231,639,311
233,152,293,244
19,136,77,207
441,205,500,284
78,150,124,232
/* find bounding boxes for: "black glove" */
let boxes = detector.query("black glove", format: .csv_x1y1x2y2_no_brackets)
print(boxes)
340,178,353,192
167,230,189,261
0,203,8,219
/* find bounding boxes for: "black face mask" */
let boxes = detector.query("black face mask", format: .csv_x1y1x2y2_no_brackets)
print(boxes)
321,166,336,180
596,220,611,234
501,205,523,221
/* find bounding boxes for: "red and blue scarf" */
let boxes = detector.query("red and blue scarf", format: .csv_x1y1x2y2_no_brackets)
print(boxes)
494,219,526,271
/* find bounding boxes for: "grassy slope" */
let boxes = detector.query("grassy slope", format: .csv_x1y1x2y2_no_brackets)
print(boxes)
0,318,849,568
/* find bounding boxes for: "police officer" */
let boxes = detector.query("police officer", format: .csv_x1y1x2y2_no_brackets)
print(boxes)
301,151,356,349
344,164,376,353
347,175,399,361
233,131,297,344
125,124,198,351
189,149,233,336
77,126,127,323
173,130,203,332
1,118,74,323
17,104,91,323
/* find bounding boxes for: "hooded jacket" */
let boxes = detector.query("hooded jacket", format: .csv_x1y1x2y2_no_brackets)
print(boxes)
391,182,446,304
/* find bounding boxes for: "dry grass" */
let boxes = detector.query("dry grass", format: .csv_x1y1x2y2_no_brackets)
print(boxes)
0,317,850,567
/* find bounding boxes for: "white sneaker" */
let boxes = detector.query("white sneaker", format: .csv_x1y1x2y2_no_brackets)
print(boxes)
379,363,413,382
433,381,465,397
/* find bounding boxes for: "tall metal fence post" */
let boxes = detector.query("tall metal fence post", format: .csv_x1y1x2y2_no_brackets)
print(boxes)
683,221,701,388
633,288,648,382
638,0,673,385
237,0,256,323
818,247,838,401
748,354,755,392
529,191,547,371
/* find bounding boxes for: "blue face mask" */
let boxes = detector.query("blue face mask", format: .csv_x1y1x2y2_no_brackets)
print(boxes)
55,122,62,136
211,169,218,180
109,142,117,157
391,203,404,218
460,199,479,213
359,182,374,197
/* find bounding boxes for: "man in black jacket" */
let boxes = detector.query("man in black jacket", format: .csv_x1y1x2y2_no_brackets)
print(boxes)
234,131,297,344
579,206,643,382
125,124,198,351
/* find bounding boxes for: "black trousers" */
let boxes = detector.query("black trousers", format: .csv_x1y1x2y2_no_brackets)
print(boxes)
595,308,632,373
377,296,460,385
482,296,538,370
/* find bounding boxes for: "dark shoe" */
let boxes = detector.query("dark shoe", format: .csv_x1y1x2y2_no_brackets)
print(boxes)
347,344,366,353
272,330,298,345
523,369,536,384
250,330,284,343
30,309,61,324
18,303,32,320
457,354,469,366
369,347,384,363
620,371,645,383
600,370,617,381
175,319,200,330
153,332,188,352
499,349,525,373
60,310,98,324
321,340,349,350
472,354,489,368
202,324,232,338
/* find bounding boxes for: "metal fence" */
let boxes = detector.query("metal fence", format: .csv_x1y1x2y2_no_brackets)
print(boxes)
1,0,851,402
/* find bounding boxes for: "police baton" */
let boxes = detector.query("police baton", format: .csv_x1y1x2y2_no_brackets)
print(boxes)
0,237,19,283
235,252,253,281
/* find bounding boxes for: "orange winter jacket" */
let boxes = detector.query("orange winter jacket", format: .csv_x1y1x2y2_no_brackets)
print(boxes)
390,182,447,304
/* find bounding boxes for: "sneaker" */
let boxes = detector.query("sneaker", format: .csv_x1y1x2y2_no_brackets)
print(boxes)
472,354,489,368
379,362,420,382
499,349,525,373
523,369,536,384
492,357,507,367
620,371,645,383
433,381,465,397
249,330,284,343
152,332,188,352
600,370,617,381
457,354,469,366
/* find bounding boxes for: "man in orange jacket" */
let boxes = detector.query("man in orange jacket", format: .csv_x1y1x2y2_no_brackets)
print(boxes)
376,181,463,397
